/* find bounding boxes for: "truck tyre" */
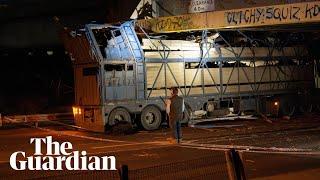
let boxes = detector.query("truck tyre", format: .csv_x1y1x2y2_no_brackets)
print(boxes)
108,108,131,126
141,106,162,130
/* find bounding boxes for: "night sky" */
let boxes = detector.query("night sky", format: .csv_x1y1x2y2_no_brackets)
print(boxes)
0,0,139,114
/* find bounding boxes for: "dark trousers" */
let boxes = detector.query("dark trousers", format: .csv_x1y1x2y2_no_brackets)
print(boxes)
172,120,182,142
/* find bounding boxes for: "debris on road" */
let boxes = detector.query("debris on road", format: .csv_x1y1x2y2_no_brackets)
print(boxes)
283,116,291,120
108,121,136,135
189,124,243,129
189,115,258,125
259,113,273,124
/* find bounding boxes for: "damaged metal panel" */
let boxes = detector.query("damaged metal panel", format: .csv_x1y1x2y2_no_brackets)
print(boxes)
60,29,99,64
97,21,144,62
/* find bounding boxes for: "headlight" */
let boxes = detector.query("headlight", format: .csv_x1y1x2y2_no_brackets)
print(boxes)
72,107,82,115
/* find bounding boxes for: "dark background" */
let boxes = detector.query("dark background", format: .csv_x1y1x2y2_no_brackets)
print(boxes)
0,0,139,114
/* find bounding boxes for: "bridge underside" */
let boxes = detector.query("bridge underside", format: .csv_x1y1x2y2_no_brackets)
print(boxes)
137,1,320,34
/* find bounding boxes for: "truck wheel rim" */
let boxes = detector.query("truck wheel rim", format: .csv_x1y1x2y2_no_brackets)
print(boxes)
146,112,155,124
115,114,125,122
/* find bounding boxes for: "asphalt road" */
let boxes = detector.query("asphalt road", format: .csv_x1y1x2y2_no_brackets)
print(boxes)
0,115,320,179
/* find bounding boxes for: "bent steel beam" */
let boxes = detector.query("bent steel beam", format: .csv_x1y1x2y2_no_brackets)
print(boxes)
137,1,320,33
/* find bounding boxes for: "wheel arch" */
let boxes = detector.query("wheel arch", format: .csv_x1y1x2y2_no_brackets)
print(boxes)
142,104,164,114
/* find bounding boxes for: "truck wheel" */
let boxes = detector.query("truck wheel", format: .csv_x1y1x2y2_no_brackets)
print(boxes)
141,106,162,130
108,108,131,126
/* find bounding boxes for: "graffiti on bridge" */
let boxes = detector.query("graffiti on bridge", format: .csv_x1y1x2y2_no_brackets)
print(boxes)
152,16,199,32
137,1,320,32
225,2,320,26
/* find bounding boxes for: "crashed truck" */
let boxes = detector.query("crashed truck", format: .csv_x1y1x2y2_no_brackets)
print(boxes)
61,1,320,132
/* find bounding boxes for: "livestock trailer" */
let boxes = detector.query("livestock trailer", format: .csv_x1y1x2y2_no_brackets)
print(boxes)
61,1,320,132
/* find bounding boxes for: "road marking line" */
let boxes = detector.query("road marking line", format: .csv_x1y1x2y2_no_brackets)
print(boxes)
34,126,129,143
187,126,320,144
45,120,90,131
181,145,320,155
181,142,315,152
238,150,320,155
89,145,173,155
0,144,173,164
91,141,170,149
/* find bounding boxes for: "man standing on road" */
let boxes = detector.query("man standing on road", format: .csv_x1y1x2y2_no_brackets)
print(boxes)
167,87,184,144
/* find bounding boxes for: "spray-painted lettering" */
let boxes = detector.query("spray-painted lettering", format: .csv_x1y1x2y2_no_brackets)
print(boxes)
225,2,320,26
305,3,320,19
152,16,197,32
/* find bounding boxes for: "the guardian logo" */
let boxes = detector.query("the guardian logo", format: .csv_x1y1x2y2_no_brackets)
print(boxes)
10,136,116,170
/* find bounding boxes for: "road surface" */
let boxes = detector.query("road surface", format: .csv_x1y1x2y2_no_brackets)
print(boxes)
0,114,320,179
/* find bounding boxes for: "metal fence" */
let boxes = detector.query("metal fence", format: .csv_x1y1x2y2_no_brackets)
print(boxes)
0,150,233,180
128,152,229,180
